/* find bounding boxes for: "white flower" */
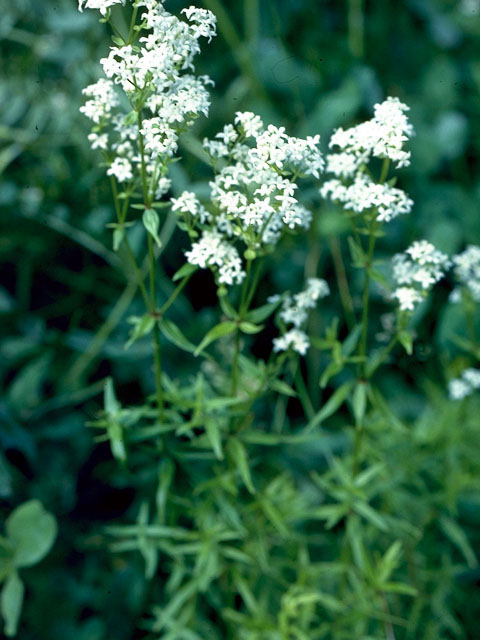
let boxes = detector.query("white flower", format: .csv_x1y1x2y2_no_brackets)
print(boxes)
80,79,119,124
185,230,245,285
88,132,109,150
107,157,133,182
391,241,451,312
451,245,480,303
392,286,423,312
328,97,414,170
321,173,413,222
78,0,125,15
181,6,217,42
171,191,210,223
234,111,264,138
273,278,329,353
273,329,310,356
449,368,480,400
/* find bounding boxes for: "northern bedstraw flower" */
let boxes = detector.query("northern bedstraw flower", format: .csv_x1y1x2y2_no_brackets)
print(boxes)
391,240,451,312
270,278,329,355
449,245,480,303
80,0,216,218
78,0,126,15
448,368,480,400
320,97,414,224
172,112,324,287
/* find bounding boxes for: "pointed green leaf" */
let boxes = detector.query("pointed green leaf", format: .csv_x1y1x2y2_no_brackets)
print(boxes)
194,322,237,357
353,501,388,532
398,330,413,355
440,516,477,568
305,381,354,431
158,318,196,353
125,314,155,349
352,381,368,426
245,299,282,324
238,321,263,334
143,208,162,248
172,262,198,282
1,570,24,637
226,437,255,494
104,378,120,416
205,420,224,460
270,379,298,397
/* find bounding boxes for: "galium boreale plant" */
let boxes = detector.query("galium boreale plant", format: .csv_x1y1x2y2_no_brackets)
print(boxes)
78,2,477,638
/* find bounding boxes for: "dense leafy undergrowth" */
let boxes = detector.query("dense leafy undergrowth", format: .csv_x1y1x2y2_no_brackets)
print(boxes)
1,1,480,638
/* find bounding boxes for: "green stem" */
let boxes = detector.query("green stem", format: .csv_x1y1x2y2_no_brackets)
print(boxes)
348,0,364,58
329,236,356,330
366,335,398,379
123,237,151,308
159,274,192,315
358,227,376,379
294,358,315,420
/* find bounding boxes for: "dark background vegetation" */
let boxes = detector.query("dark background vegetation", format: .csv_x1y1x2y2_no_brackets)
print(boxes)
1,0,480,637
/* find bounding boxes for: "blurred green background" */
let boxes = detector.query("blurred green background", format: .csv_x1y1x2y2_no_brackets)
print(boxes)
1,0,480,637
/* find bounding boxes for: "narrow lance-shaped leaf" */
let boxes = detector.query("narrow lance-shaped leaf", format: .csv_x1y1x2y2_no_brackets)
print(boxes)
1,570,24,637
226,437,255,494
194,321,237,357
304,381,354,431
158,318,196,353
143,208,162,248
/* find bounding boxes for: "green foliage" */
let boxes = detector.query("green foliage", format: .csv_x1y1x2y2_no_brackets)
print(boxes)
1,0,480,639
0,501,57,636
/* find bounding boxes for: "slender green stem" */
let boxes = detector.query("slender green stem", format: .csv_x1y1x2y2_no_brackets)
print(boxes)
123,237,151,308
138,107,164,420
153,323,164,422
244,258,264,312
358,227,377,379
348,0,364,58
329,236,356,330
128,4,139,43
159,274,192,315
230,331,241,397
366,335,398,379
294,358,315,420
244,0,259,43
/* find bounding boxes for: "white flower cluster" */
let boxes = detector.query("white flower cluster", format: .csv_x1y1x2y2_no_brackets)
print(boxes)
270,278,330,356
172,112,323,286
80,1,216,190
391,240,451,311
184,230,244,286
78,0,125,15
321,173,413,222
320,97,414,224
327,97,414,174
448,368,480,400
450,245,480,303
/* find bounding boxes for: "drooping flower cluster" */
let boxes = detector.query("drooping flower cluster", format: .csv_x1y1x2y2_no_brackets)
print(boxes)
80,0,216,198
172,112,323,286
449,245,480,303
448,368,480,400
269,278,330,355
320,97,414,223
391,240,451,312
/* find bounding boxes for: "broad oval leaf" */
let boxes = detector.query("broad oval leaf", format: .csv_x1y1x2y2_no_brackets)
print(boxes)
6,501,57,568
